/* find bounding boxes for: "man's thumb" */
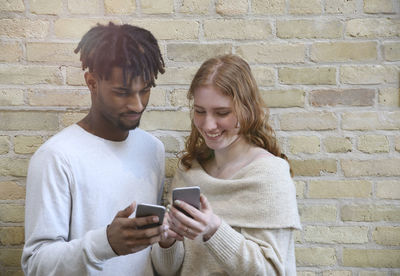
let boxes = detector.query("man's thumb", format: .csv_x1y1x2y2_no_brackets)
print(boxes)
116,202,136,218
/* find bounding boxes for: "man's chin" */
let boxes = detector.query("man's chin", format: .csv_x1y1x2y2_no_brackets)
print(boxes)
118,120,140,131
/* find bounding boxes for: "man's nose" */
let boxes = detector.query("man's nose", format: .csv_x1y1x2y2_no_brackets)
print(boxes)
126,93,144,113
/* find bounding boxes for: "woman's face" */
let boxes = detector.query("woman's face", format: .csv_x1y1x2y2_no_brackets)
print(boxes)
193,85,240,152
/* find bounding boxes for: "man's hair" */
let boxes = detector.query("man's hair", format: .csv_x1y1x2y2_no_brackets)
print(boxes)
74,22,165,87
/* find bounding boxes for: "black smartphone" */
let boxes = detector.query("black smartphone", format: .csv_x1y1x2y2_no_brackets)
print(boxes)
135,203,166,229
172,186,200,218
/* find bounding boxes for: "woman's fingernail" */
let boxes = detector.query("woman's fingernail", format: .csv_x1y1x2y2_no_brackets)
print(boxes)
153,217,159,223
174,200,181,206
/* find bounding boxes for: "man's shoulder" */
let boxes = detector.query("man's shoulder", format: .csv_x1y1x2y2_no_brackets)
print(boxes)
131,128,164,150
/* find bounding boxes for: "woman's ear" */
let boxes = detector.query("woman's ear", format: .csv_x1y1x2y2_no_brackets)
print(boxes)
84,72,98,94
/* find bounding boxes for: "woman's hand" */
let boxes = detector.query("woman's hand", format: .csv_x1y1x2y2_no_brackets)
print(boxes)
158,211,183,248
168,194,221,241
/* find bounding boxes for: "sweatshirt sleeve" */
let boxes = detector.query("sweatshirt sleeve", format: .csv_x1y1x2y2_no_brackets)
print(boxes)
21,148,117,276
151,241,184,276
204,220,296,275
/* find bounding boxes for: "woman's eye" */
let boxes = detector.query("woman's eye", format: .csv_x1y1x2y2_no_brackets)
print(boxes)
217,112,230,116
194,109,205,114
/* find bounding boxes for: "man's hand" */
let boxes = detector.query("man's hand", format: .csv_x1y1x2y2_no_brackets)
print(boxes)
107,202,169,255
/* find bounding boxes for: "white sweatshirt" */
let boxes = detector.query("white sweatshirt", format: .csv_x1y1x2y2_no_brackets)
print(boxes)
22,124,165,276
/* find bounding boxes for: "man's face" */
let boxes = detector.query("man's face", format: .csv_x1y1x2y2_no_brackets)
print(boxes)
92,67,151,132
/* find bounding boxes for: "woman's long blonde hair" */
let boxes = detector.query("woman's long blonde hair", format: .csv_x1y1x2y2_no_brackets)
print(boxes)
180,54,291,174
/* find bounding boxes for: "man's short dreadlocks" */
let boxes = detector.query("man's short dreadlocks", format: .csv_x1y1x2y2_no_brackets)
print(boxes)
74,22,165,87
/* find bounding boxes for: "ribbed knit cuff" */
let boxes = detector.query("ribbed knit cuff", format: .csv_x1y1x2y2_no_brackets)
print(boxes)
85,226,117,263
204,220,244,264
151,240,184,274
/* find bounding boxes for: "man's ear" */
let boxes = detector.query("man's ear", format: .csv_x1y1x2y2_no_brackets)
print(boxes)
84,72,98,94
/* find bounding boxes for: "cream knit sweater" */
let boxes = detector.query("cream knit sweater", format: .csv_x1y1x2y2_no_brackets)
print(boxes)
152,156,301,276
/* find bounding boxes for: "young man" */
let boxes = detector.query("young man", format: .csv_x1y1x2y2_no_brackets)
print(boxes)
22,22,167,275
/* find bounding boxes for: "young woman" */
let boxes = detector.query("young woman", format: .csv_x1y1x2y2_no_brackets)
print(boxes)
152,54,301,275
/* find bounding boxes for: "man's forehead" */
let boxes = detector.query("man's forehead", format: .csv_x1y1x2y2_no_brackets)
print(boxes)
109,67,149,87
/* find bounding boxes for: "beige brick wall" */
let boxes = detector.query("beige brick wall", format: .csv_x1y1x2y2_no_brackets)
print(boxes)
0,0,399,274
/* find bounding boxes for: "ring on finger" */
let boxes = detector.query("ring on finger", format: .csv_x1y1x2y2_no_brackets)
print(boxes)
185,227,189,234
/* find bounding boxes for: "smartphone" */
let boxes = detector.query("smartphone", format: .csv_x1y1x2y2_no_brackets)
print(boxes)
172,186,200,218
135,203,166,229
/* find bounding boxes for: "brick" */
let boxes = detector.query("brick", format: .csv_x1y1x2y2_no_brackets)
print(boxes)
252,0,285,14
67,67,86,86
289,0,322,14
346,19,400,38
323,272,351,276
308,180,372,198
0,227,24,246
342,159,400,177
55,19,122,39
0,0,24,11
261,90,305,108
0,158,29,177
158,136,181,153
0,136,10,154
295,247,336,266
0,89,24,106
383,42,400,61
178,0,210,14
324,137,352,153
298,272,316,276
289,136,320,154
304,226,368,244
170,89,189,108
277,20,342,39
279,67,336,85
0,111,59,131
141,0,173,14
295,181,305,199
358,135,389,153
0,204,24,223
141,111,191,131
165,157,178,177
167,43,232,62
343,249,400,268
61,112,87,127
364,0,395,13
14,136,44,154
236,43,305,63
157,67,197,85
148,88,166,107
28,89,90,107
0,41,23,62
396,137,400,152
325,0,357,14
4,270,24,276
290,159,337,176
373,227,400,246
341,205,400,222
310,89,375,107
0,249,22,267
359,272,387,276
204,20,271,40
378,88,399,107
340,65,398,84
68,0,99,14
0,19,49,38
0,182,25,200
105,0,136,14
30,0,62,14
0,65,63,85
376,180,400,199
342,112,400,130
130,20,199,40
27,43,79,63
280,112,338,131
216,0,248,15
252,67,275,87
311,42,377,62
298,205,337,222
